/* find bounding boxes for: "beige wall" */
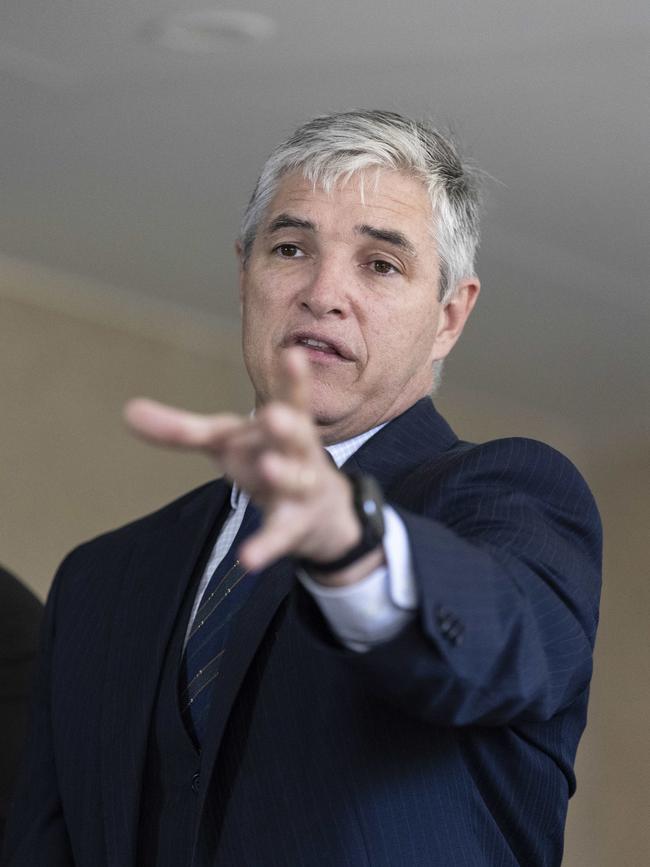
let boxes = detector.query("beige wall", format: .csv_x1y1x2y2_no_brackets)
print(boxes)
1,256,253,597
1,258,648,864
563,446,650,867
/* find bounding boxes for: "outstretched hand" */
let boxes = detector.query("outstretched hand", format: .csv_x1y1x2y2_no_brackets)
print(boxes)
124,348,378,582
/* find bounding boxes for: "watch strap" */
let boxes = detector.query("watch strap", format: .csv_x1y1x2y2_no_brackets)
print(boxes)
299,472,385,574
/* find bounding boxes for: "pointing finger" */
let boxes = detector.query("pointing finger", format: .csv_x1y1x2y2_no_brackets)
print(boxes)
123,398,245,451
278,346,311,413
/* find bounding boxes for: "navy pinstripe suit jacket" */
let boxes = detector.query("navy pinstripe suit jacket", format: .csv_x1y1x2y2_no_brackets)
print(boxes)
2,398,602,866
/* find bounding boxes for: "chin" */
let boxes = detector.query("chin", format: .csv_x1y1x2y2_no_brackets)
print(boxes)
309,403,344,436
308,389,345,423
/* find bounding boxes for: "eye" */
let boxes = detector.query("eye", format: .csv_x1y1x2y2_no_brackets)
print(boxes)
370,259,399,275
273,243,304,258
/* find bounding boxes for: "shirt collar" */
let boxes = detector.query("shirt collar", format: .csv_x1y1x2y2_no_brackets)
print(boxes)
323,423,386,468
230,421,387,509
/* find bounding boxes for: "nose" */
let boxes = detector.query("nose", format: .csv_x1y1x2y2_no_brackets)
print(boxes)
296,259,349,319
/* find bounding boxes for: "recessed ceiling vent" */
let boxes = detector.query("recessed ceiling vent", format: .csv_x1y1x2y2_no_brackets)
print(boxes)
148,9,277,53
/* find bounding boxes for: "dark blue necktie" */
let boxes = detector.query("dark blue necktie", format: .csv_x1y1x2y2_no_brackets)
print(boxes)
180,501,261,748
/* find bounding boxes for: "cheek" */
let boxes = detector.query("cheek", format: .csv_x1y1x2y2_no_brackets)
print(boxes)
369,306,438,373
242,289,273,336
244,276,288,323
242,294,280,371
363,324,406,379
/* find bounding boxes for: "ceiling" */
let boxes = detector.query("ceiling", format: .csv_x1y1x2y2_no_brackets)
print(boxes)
1,0,648,446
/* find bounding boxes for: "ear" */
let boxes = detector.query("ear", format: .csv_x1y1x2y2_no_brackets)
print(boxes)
430,277,480,362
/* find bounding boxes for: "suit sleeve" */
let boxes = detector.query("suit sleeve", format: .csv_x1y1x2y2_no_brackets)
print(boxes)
1,562,74,866
295,437,602,727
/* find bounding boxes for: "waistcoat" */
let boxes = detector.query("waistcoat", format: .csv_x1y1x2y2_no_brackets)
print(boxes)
136,505,229,866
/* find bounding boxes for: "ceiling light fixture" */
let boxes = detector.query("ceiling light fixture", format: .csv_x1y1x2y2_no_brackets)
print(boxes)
148,9,277,53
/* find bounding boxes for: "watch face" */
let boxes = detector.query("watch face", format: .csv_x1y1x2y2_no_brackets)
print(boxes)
363,498,379,518
356,474,385,541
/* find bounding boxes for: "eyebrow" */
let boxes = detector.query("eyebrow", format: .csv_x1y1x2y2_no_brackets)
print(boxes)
265,214,316,235
264,213,417,258
356,224,417,258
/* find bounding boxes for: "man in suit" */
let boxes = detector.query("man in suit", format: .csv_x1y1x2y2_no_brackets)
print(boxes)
3,110,601,866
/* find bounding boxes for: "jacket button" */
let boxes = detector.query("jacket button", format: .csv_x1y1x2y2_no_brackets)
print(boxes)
434,604,465,646
191,771,200,794
448,622,465,646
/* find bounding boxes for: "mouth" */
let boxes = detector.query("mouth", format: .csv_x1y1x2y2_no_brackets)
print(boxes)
285,331,355,362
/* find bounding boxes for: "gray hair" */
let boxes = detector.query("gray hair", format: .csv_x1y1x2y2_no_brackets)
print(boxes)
239,109,482,301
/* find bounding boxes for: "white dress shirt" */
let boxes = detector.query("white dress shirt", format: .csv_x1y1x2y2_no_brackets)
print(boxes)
187,424,418,653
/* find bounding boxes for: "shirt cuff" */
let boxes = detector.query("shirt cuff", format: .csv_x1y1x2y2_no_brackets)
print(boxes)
297,505,418,653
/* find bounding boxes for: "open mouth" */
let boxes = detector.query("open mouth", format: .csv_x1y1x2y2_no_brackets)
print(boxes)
287,332,354,361
297,337,340,356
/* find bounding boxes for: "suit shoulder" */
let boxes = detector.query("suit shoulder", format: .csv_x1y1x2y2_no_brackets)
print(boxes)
397,435,600,528
447,436,596,501
445,435,578,470
59,478,223,573
398,435,571,482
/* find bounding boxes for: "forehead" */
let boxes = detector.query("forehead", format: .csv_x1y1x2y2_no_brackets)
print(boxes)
263,169,434,239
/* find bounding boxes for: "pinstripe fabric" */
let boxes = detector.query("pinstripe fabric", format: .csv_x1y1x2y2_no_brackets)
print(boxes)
2,399,602,867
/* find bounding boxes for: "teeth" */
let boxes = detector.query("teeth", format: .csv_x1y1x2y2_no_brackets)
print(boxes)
300,338,334,352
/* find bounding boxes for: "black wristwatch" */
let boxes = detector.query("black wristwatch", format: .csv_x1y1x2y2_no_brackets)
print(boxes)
300,472,386,574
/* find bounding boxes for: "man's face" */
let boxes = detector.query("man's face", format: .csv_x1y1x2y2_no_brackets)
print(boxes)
240,168,476,443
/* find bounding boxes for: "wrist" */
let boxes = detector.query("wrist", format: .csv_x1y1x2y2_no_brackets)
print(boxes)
298,472,386,575
306,544,386,588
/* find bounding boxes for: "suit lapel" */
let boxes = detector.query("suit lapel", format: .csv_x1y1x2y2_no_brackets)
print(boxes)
343,397,458,489
100,480,230,867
